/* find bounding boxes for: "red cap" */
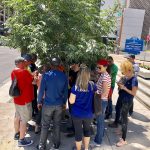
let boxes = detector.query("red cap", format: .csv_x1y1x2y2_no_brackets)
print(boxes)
97,59,108,66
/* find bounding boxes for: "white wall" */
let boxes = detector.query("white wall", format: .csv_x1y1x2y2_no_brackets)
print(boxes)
120,8,145,49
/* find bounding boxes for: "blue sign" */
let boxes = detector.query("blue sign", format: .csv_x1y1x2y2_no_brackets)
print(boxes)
124,37,144,54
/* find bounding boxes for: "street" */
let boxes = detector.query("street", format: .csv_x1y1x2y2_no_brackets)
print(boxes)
0,46,20,85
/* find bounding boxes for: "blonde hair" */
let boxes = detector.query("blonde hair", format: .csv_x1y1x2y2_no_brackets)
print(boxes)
120,60,133,74
76,64,90,91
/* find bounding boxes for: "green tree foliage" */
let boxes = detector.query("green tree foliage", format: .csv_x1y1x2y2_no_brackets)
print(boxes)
2,0,118,65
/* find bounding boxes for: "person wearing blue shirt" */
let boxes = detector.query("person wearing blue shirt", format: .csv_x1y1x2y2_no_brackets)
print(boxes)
69,64,97,150
110,60,138,147
37,57,68,150
126,54,140,116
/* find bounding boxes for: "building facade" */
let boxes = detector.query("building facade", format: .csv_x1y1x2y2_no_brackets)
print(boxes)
128,0,150,39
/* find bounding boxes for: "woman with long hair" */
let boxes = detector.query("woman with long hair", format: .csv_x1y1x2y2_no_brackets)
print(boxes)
69,64,96,150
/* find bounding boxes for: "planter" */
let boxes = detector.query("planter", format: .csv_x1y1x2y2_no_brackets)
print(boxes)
138,67,150,79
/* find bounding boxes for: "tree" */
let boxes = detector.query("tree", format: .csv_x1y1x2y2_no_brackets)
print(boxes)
2,0,118,66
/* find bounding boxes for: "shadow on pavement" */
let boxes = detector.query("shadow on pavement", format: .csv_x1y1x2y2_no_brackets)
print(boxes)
131,111,150,122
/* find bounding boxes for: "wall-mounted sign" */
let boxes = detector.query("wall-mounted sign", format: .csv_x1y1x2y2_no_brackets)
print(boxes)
125,37,144,54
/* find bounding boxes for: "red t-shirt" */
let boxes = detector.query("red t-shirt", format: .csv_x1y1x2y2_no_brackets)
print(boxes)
11,68,34,105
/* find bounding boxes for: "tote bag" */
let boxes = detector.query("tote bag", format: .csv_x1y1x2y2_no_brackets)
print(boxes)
89,81,102,116
9,72,21,97
93,93,102,116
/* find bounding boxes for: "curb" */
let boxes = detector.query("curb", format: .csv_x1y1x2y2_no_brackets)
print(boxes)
0,79,12,103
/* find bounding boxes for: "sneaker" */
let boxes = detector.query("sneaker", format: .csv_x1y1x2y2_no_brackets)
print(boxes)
90,141,101,148
18,138,33,147
37,144,45,150
108,122,118,128
14,132,20,140
49,144,59,150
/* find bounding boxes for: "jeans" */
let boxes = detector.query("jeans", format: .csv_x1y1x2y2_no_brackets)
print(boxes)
36,109,42,125
121,101,133,140
129,102,134,115
106,87,114,116
32,85,38,116
94,100,108,144
39,105,62,148
106,100,113,116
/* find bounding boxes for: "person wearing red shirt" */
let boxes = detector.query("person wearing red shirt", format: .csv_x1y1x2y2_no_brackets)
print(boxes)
11,57,34,147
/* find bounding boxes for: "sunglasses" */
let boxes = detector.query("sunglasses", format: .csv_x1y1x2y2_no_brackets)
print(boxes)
96,66,101,70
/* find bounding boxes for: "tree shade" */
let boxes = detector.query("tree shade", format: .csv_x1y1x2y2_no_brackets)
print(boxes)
2,0,118,66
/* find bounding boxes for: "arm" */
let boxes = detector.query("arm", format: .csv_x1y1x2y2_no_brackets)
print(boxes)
69,93,76,104
120,85,138,96
101,81,109,99
69,85,77,104
38,74,46,104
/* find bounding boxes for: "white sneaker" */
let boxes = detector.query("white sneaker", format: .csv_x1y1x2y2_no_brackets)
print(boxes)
90,141,101,147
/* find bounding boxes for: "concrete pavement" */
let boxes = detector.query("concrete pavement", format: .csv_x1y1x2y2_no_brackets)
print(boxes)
0,82,150,150
0,54,150,150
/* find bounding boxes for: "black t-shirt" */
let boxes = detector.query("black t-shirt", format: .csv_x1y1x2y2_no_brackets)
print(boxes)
30,63,37,72
69,69,78,88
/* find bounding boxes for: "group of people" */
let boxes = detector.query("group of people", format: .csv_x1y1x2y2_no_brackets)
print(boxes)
10,54,139,150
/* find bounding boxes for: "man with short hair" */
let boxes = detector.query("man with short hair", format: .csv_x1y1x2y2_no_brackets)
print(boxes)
11,57,34,147
37,57,68,150
105,56,118,119
127,55,140,77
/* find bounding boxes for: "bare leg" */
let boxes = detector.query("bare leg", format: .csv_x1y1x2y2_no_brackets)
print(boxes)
19,121,27,139
14,116,20,133
83,137,90,150
76,141,82,150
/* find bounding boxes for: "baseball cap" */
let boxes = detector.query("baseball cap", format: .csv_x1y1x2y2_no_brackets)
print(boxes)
97,59,108,66
50,57,61,66
23,54,32,61
15,57,25,65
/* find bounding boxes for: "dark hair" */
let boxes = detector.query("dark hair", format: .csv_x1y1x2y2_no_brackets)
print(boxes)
129,55,135,59
50,57,61,66
31,54,37,60
108,56,113,61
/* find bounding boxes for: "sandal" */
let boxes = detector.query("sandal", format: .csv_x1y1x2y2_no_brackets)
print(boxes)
116,138,127,147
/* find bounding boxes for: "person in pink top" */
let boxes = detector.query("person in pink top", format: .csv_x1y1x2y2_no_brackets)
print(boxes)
92,59,111,148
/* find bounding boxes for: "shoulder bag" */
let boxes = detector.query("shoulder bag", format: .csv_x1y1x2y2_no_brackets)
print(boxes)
9,72,21,97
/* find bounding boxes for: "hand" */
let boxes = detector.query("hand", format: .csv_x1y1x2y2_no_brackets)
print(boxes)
119,84,125,90
37,104,42,110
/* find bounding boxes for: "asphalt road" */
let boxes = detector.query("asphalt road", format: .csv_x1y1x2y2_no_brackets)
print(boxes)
0,46,20,86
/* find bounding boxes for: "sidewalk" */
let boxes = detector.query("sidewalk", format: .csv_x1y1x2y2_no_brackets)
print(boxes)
0,54,150,150
0,86,150,150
